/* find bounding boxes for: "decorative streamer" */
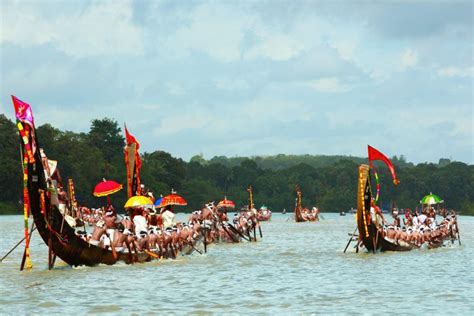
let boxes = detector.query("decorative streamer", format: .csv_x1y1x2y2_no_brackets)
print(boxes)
13,96,37,271
363,170,370,237
372,165,381,203
247,186,254,210
367,145,399,206
19,124,33,270
68,179,78,211
124,124,142,197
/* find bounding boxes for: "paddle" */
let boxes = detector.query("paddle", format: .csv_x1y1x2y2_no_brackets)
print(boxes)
203,229,208,253
105,231,118,260
343,227,358,253
221,223,238,243
144,249,160,259
455,220,461,246
227,222,250,242
51,204,69,268
188,241,203,255
212,213,238,243
2,225,37,262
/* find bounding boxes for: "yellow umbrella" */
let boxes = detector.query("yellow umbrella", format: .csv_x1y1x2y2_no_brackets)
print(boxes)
124,195,153,208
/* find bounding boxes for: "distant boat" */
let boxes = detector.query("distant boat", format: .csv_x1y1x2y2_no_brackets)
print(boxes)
355,164,459,252
294,186,319,222
340,211,346,216
257,206,272,221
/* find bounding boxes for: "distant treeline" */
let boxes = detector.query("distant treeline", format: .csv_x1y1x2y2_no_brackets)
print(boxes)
0,114,473,215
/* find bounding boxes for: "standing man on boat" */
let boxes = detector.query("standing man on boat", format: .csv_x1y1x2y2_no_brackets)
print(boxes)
370,198,386,228
161,205,177,230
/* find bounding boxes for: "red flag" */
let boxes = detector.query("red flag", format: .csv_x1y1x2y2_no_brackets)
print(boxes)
124,124,142,197
12,95,37,160
12,95,35,129
124,124,140,149
368,145,400,185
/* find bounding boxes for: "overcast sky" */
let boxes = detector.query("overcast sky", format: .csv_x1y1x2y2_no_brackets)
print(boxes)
1,0,472,164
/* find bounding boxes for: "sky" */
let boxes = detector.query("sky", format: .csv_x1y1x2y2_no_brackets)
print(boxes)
1,0,472,164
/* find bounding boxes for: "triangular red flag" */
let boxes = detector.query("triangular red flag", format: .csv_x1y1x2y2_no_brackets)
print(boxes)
368,145,400,185
124,124,140,149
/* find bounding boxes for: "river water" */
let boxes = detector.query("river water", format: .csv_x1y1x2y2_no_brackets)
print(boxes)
0,213,472,314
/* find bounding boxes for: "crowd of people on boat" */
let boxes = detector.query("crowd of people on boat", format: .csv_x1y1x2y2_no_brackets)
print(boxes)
369,198,459,248
297,206,320,221
75,200,263,259
256,205,272,221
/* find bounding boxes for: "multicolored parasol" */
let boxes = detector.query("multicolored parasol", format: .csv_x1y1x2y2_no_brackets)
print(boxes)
217,196,235,209
156,190,187,208
124,195,154,208
153,196,163,207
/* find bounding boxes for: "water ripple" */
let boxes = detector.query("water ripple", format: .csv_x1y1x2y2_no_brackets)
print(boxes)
0,214,473,314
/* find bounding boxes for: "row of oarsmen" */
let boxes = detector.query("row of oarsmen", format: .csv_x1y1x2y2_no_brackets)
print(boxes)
76,202,262,259
374,207,459,247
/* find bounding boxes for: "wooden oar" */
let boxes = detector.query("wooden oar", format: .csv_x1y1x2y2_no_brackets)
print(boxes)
221,223,238,243
144,249,160,259
343,227,358,253
212,213,238,243
227,223,250,242
51,206,69,268
105,231,118,260
188,241,203,255
1,225,37,262
203,230,208,253
456,221,461,245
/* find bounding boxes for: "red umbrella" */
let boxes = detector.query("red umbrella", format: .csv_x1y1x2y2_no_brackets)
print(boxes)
217,196,235,209
157,190,187,208
93,179,123,205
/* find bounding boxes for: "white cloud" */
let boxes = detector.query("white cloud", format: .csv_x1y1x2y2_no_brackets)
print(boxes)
165,82,186,96
401,49,418,69
214,78,249,91
161,4,252,62
152,110,212,135
437,66,473,78
307,77,351,93
1,0,144,57
245,33,304,61
1,1,472,164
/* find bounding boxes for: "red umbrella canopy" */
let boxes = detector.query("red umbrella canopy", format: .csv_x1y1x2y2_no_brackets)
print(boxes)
217,197,235,209
93,179,123,197
157,190,187,207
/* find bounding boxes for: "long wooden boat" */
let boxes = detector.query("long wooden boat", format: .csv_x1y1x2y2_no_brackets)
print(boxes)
14,102,164,267
356,164,460,252
295,186,318,222
357,164,413,252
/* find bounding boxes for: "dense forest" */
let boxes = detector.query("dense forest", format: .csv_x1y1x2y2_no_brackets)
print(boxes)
1,114,473,215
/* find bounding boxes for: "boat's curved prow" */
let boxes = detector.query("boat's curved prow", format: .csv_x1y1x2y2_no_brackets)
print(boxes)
356,164,375,251
356,164,414,252
27,150,121,266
